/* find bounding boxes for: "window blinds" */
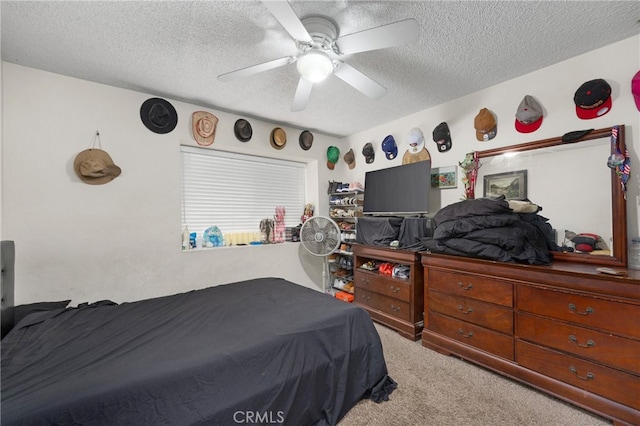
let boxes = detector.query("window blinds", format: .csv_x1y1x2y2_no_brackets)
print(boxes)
181,146,306,237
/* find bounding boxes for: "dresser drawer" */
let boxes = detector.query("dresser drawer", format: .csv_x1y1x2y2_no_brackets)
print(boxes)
430,290,513,335
517,285,640,340
429,270,513,307
354,270,410,302
428,311,514,360
356,288,410,321
517,340,640,410
517,312,640,374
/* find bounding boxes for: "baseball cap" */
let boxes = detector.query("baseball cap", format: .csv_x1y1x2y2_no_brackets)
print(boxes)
574,79,612,119
515,95,543,133
343,148,356,169
381,135,398,160
327,146,340,170
632,70,640,112
362,142,375,164
407,128,425,154
432,122,452,152
474,108,497,141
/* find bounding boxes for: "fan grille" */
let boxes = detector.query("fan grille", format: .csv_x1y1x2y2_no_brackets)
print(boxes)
300,216,340,256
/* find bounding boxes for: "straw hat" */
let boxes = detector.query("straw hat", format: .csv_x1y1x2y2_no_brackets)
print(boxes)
192,111,218,146
270,127,287,149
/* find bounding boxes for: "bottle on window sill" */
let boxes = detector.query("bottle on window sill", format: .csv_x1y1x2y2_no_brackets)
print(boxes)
182,226,190,251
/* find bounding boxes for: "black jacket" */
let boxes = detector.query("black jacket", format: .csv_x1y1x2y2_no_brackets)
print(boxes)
422,197,557,265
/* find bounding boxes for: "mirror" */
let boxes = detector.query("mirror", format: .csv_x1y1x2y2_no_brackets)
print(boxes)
474,126,628,267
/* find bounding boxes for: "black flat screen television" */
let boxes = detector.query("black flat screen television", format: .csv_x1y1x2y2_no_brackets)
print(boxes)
363,161,431,216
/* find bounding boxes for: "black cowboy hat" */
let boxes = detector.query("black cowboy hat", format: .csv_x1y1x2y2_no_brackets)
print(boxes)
140,98,178,134
234,119,253,142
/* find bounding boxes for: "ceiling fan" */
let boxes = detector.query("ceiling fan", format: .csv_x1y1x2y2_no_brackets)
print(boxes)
218,0,420,111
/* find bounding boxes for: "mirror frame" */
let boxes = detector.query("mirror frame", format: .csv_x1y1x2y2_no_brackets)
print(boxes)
475,125,627,267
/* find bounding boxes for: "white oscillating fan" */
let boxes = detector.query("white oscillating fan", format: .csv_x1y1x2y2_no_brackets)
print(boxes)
300,216,341,294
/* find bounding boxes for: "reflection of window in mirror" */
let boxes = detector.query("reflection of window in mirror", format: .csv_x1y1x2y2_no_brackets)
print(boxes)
477,139,612,251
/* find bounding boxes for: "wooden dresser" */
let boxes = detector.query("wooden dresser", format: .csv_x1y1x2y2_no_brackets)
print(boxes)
421,253,640,426
353,244,424,340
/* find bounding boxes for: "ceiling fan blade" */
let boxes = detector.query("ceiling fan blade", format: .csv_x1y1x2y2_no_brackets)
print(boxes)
291,77,313,112
333,62,387,99
335,18,420,54
217,57,294,82
262,0,313,43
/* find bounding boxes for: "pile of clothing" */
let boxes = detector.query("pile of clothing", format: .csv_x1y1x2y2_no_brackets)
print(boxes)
421,196,558,265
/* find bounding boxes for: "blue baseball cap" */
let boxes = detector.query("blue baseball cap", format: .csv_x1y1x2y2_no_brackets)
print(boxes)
381,135,398,160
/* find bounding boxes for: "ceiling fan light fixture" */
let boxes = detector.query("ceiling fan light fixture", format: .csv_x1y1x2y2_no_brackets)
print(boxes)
297,50,333,83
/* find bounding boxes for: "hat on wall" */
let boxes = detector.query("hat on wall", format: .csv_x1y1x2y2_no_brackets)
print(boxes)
270,127,287,149
234,119,253,142
381,135,398,160
362,142,375,164
432,122,452,152
474,108,497,141
407,128,425,154
327,146,340,170
561,128,594,143
574,79,612,119
74,149,122,185
192,111,218,146
632,71,640,111
299,130,314,150
140,98,178,134
515,95,543,133
344,148,356,169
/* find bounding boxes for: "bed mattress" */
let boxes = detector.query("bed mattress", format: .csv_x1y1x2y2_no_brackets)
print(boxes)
1,277,394,425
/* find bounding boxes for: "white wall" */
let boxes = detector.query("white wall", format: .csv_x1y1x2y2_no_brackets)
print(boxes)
1,63,346,305
3,35,640,305
344,36,640,242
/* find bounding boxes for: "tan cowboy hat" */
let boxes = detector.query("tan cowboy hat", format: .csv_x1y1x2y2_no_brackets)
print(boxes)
270,127,287,150
74,148,122,185
192,111,219,146
402,147,431,165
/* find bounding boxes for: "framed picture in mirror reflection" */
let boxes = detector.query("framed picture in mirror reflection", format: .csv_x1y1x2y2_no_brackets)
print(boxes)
483,169,527,200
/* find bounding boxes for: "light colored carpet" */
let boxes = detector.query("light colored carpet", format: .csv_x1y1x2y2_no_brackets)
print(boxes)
339,323,611,426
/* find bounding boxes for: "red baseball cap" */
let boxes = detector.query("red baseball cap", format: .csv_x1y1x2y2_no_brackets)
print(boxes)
632,70,640,112
515,95,544,133
573,79,612,120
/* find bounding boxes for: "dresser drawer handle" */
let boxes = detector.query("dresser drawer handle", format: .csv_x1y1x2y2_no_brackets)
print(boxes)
457,329,474,338
569,335,595,348
390,304,401,312
569,366,595,381
360,278,369,285
390,285,400,293
457,305,474,315
568,303,594,316
362,295,371,301
457,282,473,291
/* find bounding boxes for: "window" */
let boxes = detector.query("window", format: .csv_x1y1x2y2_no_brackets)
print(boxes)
181,146,307,241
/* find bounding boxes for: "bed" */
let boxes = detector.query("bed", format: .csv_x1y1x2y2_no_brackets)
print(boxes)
0,241,396,425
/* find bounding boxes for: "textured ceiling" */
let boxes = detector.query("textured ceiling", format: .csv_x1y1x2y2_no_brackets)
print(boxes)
2,1,640,137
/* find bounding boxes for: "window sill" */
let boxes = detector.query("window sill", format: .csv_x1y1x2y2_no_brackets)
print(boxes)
181,241,299,252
